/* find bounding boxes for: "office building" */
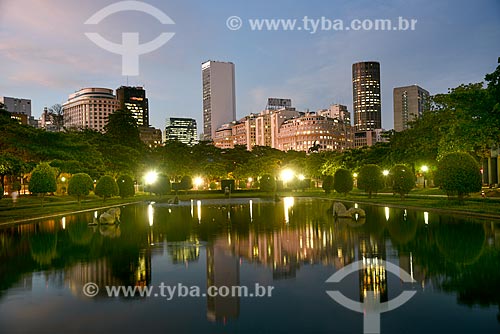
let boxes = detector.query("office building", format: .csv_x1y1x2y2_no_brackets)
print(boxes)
116,86,149,126
352,61,381,131
202,60,236,140
319,104,351,124
139,126,162,148
0,96,32,117
62,88,118,132
393,85,430,132
164,117,198,146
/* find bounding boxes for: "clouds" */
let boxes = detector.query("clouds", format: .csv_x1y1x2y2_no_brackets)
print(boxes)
0,0,499,131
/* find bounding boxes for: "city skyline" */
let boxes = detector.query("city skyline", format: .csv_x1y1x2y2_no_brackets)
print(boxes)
0,0,499,133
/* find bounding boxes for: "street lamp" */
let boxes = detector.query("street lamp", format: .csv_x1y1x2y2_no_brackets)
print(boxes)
193,176,203,190
382,170,389,189
421,165,429,188
144,171,158,185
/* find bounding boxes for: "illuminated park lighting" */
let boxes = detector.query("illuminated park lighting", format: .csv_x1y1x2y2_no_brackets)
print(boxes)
298,174,305,181
144,171,158,185
421,165,429,172
194,176,203,188
248,177,253,182
353,173,358,178
281,169,295,182
383,170,389,176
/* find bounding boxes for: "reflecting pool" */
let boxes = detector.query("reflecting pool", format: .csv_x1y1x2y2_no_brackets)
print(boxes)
0,198,499,333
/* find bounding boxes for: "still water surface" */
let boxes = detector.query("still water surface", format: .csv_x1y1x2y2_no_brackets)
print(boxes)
0,198,499,333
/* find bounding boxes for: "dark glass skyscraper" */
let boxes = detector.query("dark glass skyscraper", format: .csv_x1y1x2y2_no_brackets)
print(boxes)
116,86,149,126
352,61,381,131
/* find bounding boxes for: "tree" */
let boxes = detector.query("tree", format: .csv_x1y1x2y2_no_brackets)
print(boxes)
150,174,170,196
390,164,415,199
117,174,135,198
322,175,334,194
94,175,119,201
29,163,57,206
104,110,142,149
333,168,353,196
357,164,384,198
48,104,63,131
259,174,276,193
434,152,482,202
67,173,94,204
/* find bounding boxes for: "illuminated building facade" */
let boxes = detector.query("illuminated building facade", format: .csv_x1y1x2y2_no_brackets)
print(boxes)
116,86,149,126
352,61,381,131
165,117,198,146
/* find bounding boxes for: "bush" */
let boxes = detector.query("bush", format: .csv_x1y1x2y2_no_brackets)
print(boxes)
390,165,415,199
29,162,57,206
322,175,334,194
434,152,482,202
209,181,218,190
333,168,353,196
117,174,135,198
357,164,384,198
150,174,170,196
95,175,119,201
260,174,276,193
238,180,247,189
179,175,193,191
68,173,94,203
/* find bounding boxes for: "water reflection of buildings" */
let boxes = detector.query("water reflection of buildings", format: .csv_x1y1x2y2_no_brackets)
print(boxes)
358,235,388,303
206,238,240,323
65,250,152,298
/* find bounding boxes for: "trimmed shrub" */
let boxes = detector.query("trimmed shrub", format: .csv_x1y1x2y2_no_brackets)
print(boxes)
95,175,118,201
357,164,384,198
29,162,57,206
389,165,415,199
333,168,353,196
322,175,334,194
68,173,94,203
117,174,135,198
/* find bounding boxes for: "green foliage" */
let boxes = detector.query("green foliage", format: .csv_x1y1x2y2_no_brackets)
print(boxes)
94,175,119,201
322,175,334,194
0,184,3,200
389,165,415,199
333,168,353,195
179,176,193,191
11,181,21,192
259,174,276,193
434,152,482,201
68,173,94,203
29,163,57,206
238,180,247,189
117,174,135,198
150,174,170,196
209,181,218,190
357,164,384,198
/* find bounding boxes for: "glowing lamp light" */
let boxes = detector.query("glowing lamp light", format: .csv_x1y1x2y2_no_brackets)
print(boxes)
421,165,429,172
61,176,66,182
382,170,389,176
194,177,203,188
144,171,158,185
298,174,305,181
353,173,358,178
281,169,294,182
248,177,253,182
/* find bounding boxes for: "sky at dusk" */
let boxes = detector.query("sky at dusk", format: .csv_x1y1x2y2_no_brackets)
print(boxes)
0,0,499,132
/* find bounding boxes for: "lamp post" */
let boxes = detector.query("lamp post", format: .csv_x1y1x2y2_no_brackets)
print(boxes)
421,165,428,188
382,170,389,190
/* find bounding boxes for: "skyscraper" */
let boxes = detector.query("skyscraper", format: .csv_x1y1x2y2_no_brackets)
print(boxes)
0,96,32,117
202,60,236,141
164,117,198,146
116,86,149,126
393,85,430,132
352,61,381,131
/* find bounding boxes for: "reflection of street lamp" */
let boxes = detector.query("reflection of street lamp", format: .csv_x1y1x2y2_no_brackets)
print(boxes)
421,165,428,188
